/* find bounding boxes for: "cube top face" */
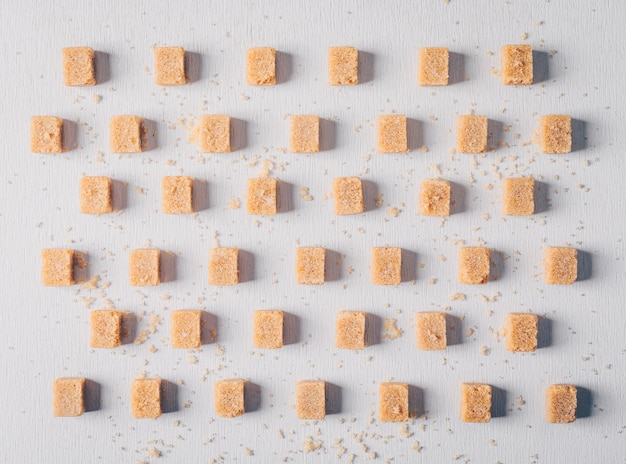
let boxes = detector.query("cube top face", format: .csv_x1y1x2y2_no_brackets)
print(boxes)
456,115,488,154
335,310,366,350
42,248,74,286
419,178,451,216
505,313,538,352
162,176,194,214
501,44,533,85
543,247,577,285
377,114,408,153
539,115,572,154
31,116,63,154
295,247,325,285
458,247,490,285
110,115,142,153
246,47,276,86
129,248,160,286
372,247,402,286
416,312,447,351
215,378,245,418
247,178,277,215
253,310,284,349
545,384,577,423
502,177,534,216
296,380,326,420
53,377,85,417
171,310,202,349
418,47,449,86
460,382,492,423
80,176,113,214
131,378,162,419
90,310,122,348
379,382,409,422
154,46,186,85
62,47,95,86
208,247,239,286
328,46,358,85
333,177,364,215
194,114,231,153
290,115,320,153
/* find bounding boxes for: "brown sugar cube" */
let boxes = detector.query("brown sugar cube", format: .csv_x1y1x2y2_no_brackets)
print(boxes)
379,382,409,422
129,248,160,286
371,247,401,286
456,115,488,153
296,380,325,420
53,377,85,417
62,47,95,86
538,115,572,154
31,116,63,154
335,311,366,350
42,248,74,286
377,115,407,153
296,247,325,285
162,176,193,214
543,247,577,285
416,312,447,351
208,247,239,286
328,46,358,85
110,115,142,153
215,378,245,418
246,47,276,86
419,178,451,216
154,46,186,85
90,310,122,348
501,44,533,85
460,383,492,422
458,247,490,285
333,177,364,215
193,114,231,153
171,310,201,349
247,178,277,215
505,313,538,352
545,384,577,423
418,47,449,86
131,378,162,419
502,177,534,216
80,176,112,214
290,115,319,153
253,310,283,349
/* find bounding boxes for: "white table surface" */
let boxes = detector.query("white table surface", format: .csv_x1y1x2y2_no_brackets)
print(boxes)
2,0,625,462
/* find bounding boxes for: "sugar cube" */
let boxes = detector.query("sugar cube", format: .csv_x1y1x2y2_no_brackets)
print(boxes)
296,380,325,420
328,46,358,85
62,47,95,86
31,116,63,153
458,247,490,285
335,311,366,350
543,247,577,284
154,47,186,85
456,115,488,153
460,382,491,423
379,382,409,422
371,247,401,286
53,377,85,417
418,47,449,86
129,248,160,286
246,47,276,85
215,379,245,418
377,114,407,153
208,248,239,286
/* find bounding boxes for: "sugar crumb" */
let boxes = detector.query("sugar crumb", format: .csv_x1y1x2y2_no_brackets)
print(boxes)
382,318,404,340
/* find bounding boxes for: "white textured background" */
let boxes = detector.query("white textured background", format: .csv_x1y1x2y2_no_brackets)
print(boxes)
2,0,625,462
